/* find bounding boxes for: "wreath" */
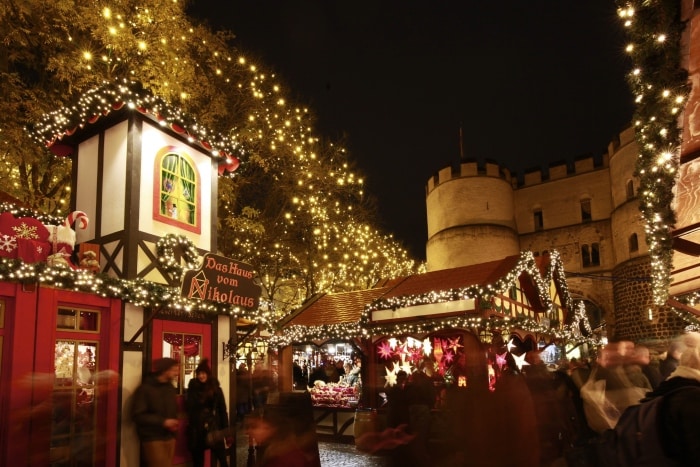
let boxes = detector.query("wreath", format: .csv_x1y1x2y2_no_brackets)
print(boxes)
156,234,200,279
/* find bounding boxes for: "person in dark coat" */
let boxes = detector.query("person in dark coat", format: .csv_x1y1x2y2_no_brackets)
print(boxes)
386,370,410,428
131,357,180,466
186,359,230,467
645,332,700,465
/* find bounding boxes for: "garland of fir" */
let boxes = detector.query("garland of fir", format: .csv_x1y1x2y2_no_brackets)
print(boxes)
616,1,689,305
29,78,244,161
0,205,266,322
269,251,597,348
156,233,200,279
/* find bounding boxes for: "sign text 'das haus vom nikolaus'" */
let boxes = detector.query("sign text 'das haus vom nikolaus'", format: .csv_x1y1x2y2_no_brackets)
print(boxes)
181,253,262,309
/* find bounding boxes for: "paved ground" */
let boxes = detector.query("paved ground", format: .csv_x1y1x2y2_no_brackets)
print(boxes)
234,428,388,467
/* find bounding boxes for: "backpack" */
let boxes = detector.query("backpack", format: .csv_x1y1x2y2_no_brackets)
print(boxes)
595,387,687,467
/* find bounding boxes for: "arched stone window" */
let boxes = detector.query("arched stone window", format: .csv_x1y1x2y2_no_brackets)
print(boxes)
626,180,635,200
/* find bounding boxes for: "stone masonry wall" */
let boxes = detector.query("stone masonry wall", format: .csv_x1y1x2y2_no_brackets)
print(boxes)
612,256,686,348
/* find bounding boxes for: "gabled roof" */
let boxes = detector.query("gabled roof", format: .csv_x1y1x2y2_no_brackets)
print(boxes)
381,255,521,300
282,287,394,328
272,251,581,347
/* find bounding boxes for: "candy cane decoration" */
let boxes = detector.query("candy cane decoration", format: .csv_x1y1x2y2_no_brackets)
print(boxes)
65,211,88,230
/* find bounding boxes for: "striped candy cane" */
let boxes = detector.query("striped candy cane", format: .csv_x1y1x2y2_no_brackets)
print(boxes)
64,211,89,230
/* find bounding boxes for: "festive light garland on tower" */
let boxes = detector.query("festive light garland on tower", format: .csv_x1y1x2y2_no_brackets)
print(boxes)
616,0,689,305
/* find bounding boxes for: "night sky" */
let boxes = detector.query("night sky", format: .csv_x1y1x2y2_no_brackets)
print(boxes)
188,1,635,261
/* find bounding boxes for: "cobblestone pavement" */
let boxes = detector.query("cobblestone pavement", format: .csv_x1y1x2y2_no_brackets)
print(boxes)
234,430,388,467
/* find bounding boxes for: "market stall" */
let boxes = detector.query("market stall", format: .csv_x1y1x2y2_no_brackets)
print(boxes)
272,251,595,444
273,288,396,440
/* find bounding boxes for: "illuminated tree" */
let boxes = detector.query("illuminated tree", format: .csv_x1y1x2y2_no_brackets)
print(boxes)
1,0,421,319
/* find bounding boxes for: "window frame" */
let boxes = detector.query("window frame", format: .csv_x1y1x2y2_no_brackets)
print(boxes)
153,146,202,234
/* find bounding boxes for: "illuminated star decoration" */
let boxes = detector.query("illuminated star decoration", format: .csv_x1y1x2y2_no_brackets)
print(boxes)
496,352,508,370
513,352,530,371
447,337,463,353
443,351,455,365
377,341,394,360
395,341,408,357
507,339,517,353
422,338,433,356
384,363,399,387
409,347,423,364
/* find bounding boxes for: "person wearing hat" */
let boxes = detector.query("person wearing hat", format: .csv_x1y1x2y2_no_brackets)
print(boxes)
186,359,230,467
131,357,180,466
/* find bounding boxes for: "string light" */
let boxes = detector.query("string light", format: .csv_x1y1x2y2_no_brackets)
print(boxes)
270,250,598,348
616,0,689,305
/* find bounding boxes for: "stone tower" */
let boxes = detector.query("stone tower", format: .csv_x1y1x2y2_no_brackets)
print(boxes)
425,159,519,271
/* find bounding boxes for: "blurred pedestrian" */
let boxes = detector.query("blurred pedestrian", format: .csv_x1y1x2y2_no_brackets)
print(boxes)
640,332,700,464
252,362,273,411
405,359,434,467
186,359,230,467
131,357,180,466
660,339,684,380
236,362,251,424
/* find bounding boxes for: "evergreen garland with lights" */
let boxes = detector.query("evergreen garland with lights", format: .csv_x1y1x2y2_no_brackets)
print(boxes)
616,1,689,305
156,233,200,279
29,79,244,162
270,251,599,348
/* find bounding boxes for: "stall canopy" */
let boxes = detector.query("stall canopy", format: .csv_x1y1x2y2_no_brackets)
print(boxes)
273,251,593,347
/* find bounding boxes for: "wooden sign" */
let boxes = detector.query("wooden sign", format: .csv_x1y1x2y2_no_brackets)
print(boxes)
180,253,261,309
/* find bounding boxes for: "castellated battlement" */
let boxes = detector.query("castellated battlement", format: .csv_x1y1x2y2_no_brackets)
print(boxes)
426,159,514,196
427,150,612,196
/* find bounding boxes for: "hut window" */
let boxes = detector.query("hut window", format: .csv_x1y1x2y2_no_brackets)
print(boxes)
154,146,201,233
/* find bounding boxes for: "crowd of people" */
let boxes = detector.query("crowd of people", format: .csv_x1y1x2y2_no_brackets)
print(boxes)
372,333,700,467
292,355,362,388
131,357,277,466
129,332,700,467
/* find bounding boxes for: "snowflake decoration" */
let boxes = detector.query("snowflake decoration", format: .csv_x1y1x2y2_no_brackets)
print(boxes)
12,222,39,240
377,341,394,360
0,234,17,253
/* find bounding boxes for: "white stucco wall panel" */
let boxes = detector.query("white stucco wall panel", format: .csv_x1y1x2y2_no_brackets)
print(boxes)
101,121,128,236
76,135,100,243
139,121,213,250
